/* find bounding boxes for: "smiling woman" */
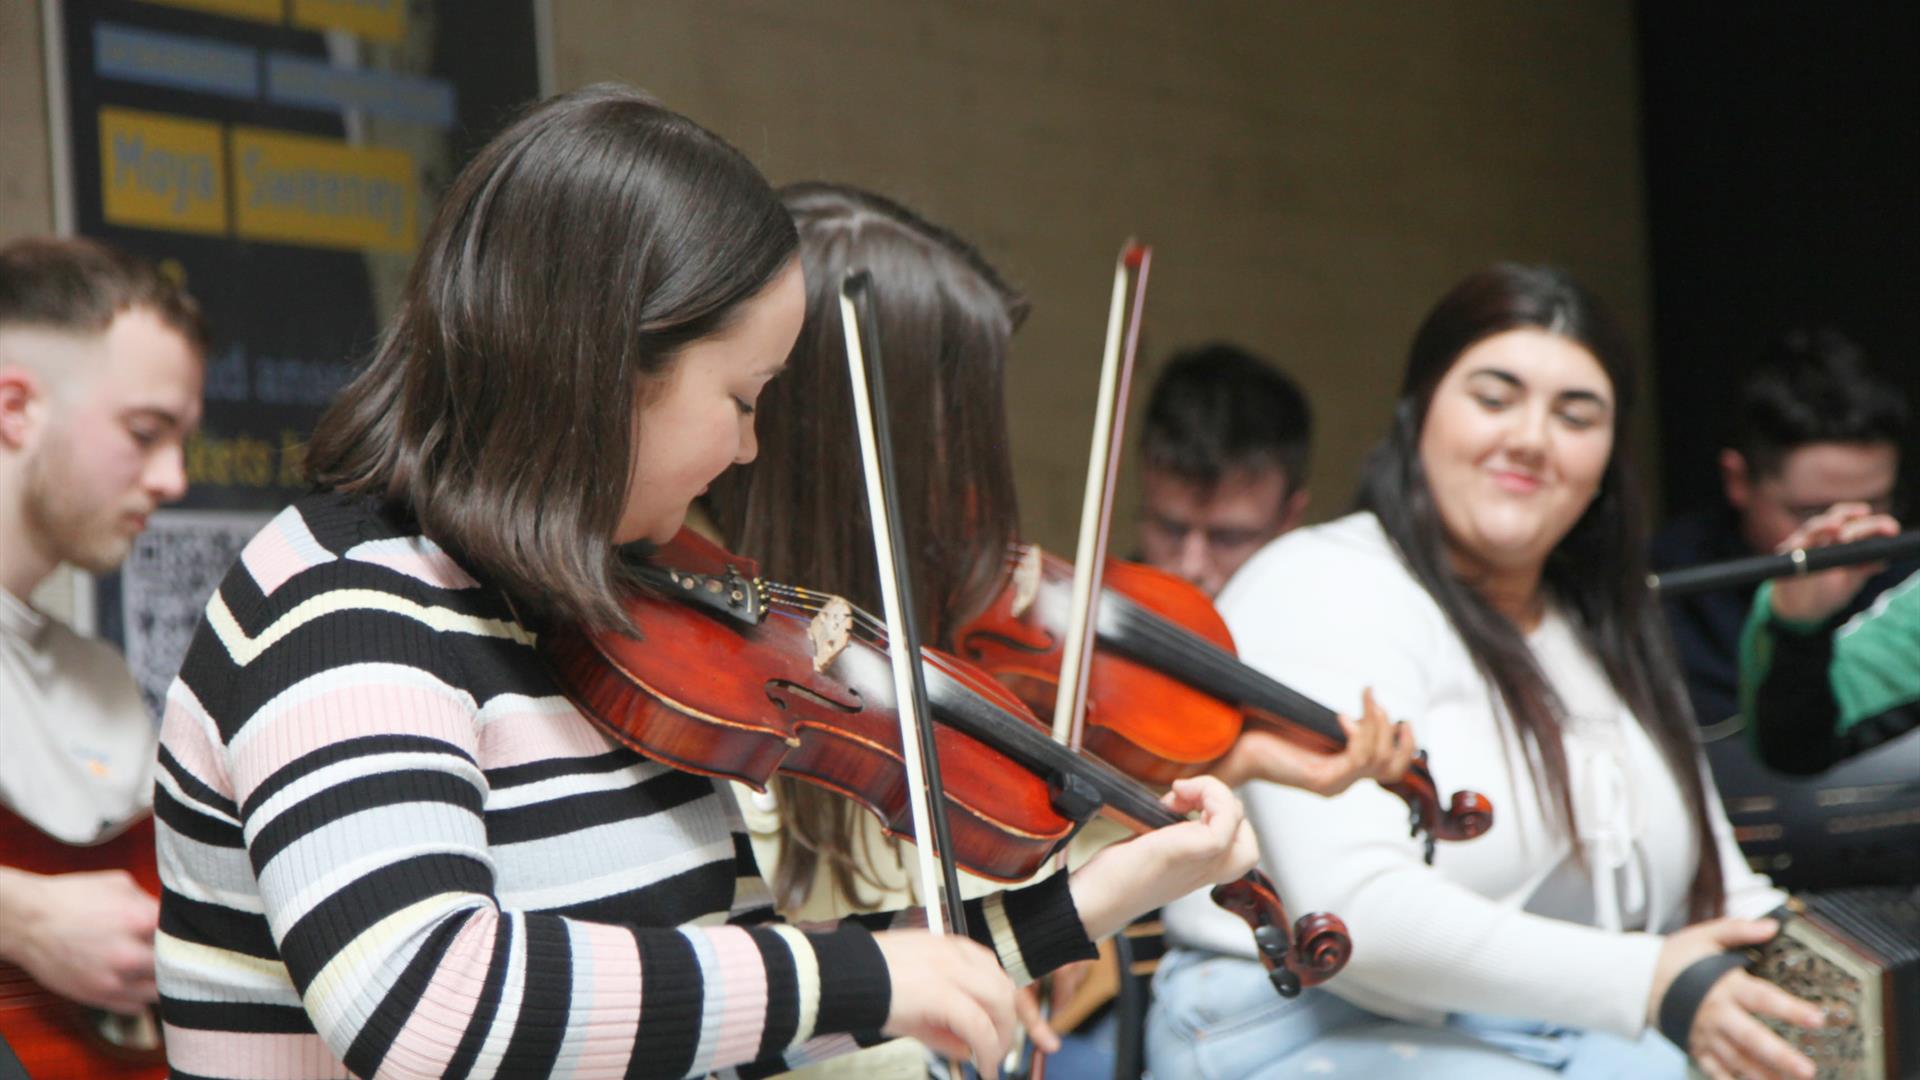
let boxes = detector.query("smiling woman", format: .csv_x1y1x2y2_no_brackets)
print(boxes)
1416,327,1616,622
1151,264,1828,1080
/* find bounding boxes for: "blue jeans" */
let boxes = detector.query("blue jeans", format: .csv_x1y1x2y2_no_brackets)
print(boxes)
1144,950,1687,1079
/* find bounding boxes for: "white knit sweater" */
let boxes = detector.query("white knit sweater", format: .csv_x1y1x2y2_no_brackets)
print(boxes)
1161,512,1781,1039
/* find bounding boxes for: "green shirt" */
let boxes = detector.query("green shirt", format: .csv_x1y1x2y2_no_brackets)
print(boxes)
1738,572,1920,773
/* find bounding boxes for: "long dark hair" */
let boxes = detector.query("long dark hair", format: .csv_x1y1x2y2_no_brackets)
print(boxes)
306,84,797,631
1357,263,1724,921
704,181,1027,909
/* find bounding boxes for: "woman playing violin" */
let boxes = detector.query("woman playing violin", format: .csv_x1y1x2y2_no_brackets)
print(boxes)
704,182,1416,924
149,86,1259,1080
1151,264,1826,1080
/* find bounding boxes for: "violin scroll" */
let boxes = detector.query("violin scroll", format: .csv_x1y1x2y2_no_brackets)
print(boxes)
1208,871,1351,999
1289,911,1353,984
1381,752,1495,863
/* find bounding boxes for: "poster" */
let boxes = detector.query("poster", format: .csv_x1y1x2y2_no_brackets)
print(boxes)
44,0,549,708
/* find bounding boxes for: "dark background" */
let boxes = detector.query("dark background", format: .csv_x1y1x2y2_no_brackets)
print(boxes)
1639,3,1920,514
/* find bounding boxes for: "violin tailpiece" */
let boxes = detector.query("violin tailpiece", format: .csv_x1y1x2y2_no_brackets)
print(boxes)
635,565,767,624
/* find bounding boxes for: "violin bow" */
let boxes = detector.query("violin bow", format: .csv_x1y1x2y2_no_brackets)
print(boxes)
839,270,970,940
1052,241,1152,749
1016,242,1152,1080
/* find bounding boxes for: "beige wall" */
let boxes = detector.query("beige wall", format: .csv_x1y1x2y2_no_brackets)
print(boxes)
555,1,1654,553
5,1,70,623
1,2,54,239
2,1,1653,557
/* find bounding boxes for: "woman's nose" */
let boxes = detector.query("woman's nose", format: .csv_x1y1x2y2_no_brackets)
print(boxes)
1502,405,1551,461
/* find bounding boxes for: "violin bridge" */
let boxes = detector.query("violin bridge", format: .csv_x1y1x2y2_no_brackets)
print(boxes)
1011,544,1043,618
808,595,854,672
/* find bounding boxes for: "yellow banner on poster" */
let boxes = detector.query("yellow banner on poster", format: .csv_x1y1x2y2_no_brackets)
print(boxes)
231,127,414,252
98,108,227,236
138,0,284,23
290,0,403,42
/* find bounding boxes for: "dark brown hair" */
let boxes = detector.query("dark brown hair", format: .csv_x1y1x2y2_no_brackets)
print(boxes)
1357,263,1725,921
306,84,797,629
703,181,1027,909
1733,326,1907,479
0,236,208,355
1141,341,1313,494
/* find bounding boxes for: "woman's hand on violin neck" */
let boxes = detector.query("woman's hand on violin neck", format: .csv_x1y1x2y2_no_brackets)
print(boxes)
1068,775,1259,941
1651,918,1822,1080
1213,687,1418,796
875,930,1021,1079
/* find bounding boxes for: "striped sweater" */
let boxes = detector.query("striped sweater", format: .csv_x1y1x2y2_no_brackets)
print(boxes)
153,493,1093,1080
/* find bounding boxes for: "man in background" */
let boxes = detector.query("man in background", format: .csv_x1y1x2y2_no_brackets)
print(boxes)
1652,327,1908,729
1136,342,1313,598
1046,343,1313,1078
0,236,204,1019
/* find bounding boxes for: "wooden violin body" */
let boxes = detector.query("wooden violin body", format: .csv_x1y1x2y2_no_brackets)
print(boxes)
0,804,167,1080
543,562,1082,883
958,543,1493,859
538,530,1351,995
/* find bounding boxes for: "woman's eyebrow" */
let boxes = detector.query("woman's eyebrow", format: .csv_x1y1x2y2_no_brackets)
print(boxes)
1468,368,1611,406
1554,388,1612,408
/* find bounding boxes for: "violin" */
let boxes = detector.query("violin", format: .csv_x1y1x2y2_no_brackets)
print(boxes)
956,543,1494,861
538,528,1351,996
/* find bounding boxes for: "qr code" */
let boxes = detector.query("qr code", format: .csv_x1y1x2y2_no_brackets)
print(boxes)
120,510,271,717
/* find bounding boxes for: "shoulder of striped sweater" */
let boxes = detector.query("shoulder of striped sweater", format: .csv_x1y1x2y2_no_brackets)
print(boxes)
238,493,488,604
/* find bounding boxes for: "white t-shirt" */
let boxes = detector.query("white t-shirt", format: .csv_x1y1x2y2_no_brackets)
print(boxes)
0,586,155,844
1161,512,1781,1039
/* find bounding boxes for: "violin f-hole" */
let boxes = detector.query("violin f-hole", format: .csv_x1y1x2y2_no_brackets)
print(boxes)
765,680,863,715
958,628,1058,659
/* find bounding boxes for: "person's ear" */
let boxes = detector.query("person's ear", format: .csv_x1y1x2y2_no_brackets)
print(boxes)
0,366,48,451
1719,448,1751,511
1277,485,1310,534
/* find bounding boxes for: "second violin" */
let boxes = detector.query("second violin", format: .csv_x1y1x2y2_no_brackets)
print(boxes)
957,543,1494,861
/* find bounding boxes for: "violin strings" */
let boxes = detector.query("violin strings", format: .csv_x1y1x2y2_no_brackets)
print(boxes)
762,583,895,643
753,580,1174,825
1079,585,1350,744
759,571,1346,743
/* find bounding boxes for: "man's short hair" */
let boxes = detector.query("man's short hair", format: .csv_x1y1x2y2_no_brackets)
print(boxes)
0,236,208,355
1140,342,1312,491
1733,327,1907,477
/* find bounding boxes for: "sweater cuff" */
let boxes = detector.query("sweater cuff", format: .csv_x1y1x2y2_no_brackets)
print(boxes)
973,870,1098,986
806,923,891,1037
1757,582,1841,637
1593,930,1668,1039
